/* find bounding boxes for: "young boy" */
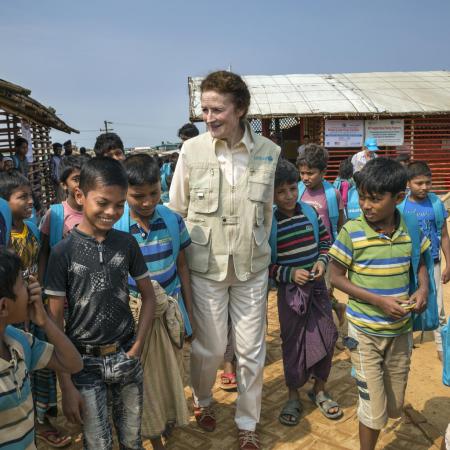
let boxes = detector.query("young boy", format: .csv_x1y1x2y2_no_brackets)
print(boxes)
399,161,450,361
46,157,156,449
269,159,340,426
329,158,431,450
38,155,85,283
0,248,82,449
94,132,126,161
120,153,193,448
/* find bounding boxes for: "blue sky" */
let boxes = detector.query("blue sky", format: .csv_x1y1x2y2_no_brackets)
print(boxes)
2,0,450,148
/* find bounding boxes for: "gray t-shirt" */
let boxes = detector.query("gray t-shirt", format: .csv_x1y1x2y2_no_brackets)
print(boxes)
45,227,149,347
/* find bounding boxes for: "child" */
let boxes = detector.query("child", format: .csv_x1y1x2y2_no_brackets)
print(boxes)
46,157,156,449
0,248,82,449
93,132,126,161
333,157,354,210
269,159,340,426
38,155,85,282
329,158,431,450
399,161,450,361
119,153,193,449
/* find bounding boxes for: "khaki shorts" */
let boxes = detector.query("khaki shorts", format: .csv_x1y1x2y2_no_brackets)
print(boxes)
348,323,413,430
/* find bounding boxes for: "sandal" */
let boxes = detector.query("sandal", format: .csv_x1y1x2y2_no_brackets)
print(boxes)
238,429,260,450
194,405,216,432
35,429,71,448
220,372,237,391
307,390,343,420
279,398,303,426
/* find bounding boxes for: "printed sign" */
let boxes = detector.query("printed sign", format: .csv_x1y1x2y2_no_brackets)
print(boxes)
365,119,404,146
324,120,364,147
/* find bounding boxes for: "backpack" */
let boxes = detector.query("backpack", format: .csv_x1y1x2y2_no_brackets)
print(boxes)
49,204,65,248
442,317,450,386
24,219,40,244
346,186,361,220
114,203,181,262
298,180,339,241
402,213,438,332
269,201,319,264
0,198,12,245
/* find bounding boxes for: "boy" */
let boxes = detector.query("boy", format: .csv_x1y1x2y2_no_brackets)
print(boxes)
119,153,193,448
399,161,450,360
12,136,29,177
94,132,126,161
0,249,82,449
329,158,430,450
46,157,156,449
270,160,340,426
38,155,85,282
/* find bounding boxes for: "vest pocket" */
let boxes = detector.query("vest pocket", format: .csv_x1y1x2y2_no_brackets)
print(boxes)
248,170,273,203
185,222,211,273
189,168,219,213
251,225,270,273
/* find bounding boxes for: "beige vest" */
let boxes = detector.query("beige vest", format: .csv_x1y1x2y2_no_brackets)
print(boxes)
183,127,280,282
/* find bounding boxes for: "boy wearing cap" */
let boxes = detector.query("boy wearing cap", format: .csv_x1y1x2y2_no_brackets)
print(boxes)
351,138,379,173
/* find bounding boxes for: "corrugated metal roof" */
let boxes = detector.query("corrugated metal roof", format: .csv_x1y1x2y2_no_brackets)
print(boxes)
188,71,450,121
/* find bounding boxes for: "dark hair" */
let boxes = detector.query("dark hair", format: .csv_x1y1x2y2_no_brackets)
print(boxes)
339,157,354,180
63,140,72,147
356,157,407,196
0,248,22,300
59,155,85,183
201,71,251,119
14,137,28,148
79,147,87,154
0,153,3,161
124,154,160,186
93,133,124,157
407,161,432,180
0,170,31,200
395,153,410,163
275,158,299,188
52,142,62,151
178,123,199,139
79,157,128,194
296,144,329,171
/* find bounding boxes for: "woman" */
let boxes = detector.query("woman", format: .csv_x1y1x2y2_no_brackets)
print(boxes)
169,71,280,450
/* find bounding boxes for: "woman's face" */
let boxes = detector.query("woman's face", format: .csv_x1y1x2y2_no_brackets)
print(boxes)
201,91,244,142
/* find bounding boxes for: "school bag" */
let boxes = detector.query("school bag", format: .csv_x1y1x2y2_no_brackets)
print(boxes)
269,201,319,264
442,317,450,386
24,219,41,244
48,204,65,248
114,203,181,262
298,180,339,241
346,186,361,220
0,198,12,245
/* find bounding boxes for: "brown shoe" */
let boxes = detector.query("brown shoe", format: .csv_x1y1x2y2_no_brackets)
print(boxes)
238,429,260,450
194,405,216,432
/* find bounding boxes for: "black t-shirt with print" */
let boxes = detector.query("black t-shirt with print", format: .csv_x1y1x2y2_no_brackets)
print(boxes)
45,227,149,347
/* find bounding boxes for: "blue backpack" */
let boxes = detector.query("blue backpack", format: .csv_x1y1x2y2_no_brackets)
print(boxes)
24,219,40,244
0,198,12,246
402,213,438,332
269,201,319,264
298,180,339,241
346,186,361,220
442,317,450,386
48,204,65,248
114,203,181,262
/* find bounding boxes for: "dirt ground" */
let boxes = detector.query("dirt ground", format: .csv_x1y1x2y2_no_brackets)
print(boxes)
39,286,449,450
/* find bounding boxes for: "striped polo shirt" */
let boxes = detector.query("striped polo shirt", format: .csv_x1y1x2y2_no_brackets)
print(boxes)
329,213,430,336
0,326,53,449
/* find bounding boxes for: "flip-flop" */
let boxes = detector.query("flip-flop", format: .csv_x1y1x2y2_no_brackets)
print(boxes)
279,398,303,426
36,429,71,448
307,390,343,420
220,372,237,391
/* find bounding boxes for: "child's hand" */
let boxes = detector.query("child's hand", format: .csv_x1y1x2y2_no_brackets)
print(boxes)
62,383,85,424
27,276,48,328
410,288,428,313
377,296,408,319
311,261,326,280
292,269,310,286
442,267,450,284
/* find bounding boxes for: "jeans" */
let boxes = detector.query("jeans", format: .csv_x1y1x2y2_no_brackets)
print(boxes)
72,349,144,450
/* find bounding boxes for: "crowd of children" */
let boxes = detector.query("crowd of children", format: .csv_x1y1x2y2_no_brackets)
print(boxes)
0,133,449,450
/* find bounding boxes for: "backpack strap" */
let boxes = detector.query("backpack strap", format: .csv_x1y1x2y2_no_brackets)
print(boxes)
113,203,131,232
49,204,65,248
11,155,20,169
323,180,339,241
297,181,306,201
156,205,181,262
333,178,342,190
24,219,40,244
269,207,278,264
346,186,361,220
161,173,169,192
428,193,445,241
0,198,12,245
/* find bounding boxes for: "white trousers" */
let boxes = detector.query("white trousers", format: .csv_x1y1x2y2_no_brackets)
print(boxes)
433,262,447,352
190,258,268,431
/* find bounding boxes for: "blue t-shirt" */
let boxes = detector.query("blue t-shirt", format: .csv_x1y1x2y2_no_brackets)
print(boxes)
404,197,448,260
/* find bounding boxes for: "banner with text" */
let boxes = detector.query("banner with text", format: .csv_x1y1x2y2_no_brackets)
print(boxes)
365,119,404,146
324,120,364,147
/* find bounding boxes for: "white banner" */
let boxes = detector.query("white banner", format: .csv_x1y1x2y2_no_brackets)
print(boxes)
20,120,33,162
324,120,364,147
365,119,404,146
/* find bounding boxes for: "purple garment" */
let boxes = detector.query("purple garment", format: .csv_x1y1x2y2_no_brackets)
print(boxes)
277,279,337,389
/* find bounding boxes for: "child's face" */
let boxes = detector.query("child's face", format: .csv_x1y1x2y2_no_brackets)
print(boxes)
61,169,81,198
127,182,161,219
105,148,125,162
76,183,126,234
8,185,33,221
408,175,432,200
3,160,14,171
3,273,29,324
298,164,324,190
358,190,404,226
274,181,298,215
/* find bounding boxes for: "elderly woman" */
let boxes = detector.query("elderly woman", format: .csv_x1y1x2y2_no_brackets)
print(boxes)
169,71,280,450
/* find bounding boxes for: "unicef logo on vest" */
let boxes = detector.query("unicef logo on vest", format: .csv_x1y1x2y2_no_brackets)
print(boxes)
254,155,274,162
